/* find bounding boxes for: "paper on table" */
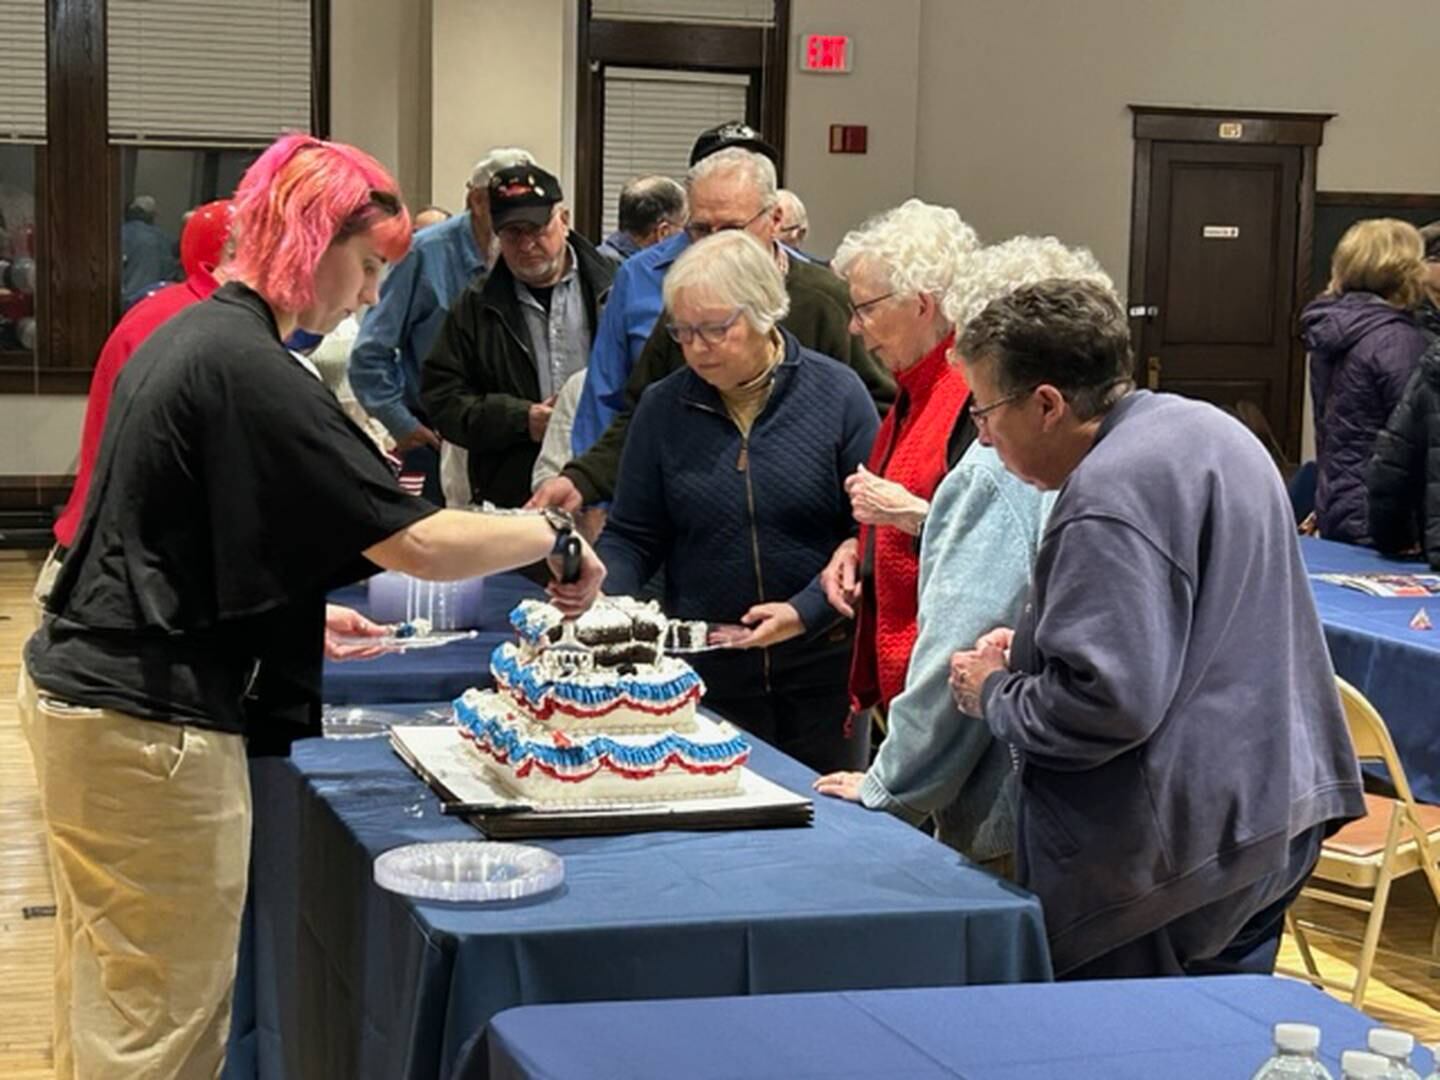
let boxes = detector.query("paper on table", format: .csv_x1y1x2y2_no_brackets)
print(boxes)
1313,571,1440,598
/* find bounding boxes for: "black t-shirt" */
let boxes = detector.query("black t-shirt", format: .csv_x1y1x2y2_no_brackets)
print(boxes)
26,283,436,747
526,282,555,314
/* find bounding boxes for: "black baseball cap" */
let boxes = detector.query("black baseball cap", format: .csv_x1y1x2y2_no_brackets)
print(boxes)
488,165,563,230
689,121,779,167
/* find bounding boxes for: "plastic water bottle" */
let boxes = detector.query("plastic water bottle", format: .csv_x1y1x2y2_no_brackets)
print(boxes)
1253,1024,1334,1079
1342,1051,1395,1079
1368,1029,1422,1080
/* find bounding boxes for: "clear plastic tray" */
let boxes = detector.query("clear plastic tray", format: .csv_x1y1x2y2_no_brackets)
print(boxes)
373,841,564,902
330,628,480,651
322,706,453,739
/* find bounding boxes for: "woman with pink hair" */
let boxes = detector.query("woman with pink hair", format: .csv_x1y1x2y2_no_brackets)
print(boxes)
20,134,603,1079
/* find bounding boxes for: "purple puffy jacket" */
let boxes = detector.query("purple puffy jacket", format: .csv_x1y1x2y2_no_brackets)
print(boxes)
1301,292,1428,544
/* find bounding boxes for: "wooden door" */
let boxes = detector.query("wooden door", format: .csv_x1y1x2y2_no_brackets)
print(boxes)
573,1,790,240
1128,108,1329,461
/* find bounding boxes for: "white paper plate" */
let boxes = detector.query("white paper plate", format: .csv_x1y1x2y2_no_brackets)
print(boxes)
373,841,564,902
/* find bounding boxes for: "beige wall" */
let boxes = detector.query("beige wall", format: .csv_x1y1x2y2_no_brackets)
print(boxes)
785,0,922,256
0,396,85,476
429,0,575,211
330,0,431,206
914,0,1440,290
11,1,1440,477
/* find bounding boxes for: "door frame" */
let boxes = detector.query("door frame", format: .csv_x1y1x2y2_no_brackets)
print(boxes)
573,0,790,240
1126,106,1332,459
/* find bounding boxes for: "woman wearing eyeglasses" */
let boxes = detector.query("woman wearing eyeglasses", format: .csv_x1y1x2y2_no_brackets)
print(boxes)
812,201,979,738
813,236,1106,874
596,230,879,773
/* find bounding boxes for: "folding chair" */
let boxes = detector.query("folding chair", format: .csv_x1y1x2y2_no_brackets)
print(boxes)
1280,678,1440,1008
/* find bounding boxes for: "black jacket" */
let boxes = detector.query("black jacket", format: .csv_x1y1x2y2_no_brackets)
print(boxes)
1368,340,1440,566
1300,292,1427,544
597,331,879,697
422,232,614,507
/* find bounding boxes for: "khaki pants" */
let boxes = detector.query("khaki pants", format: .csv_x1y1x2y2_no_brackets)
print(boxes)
31,544,64,620
18,664,251,1080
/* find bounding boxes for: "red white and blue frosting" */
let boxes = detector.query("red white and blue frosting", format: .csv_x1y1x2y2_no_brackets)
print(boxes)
490,642,703,722
455,689,749,785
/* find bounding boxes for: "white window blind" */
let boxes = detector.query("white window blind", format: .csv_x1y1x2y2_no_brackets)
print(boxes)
0,0,47,141
108,0,312,146
602,68,750,238
592,0,774,27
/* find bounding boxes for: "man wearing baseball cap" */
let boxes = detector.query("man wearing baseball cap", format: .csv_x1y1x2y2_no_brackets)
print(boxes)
422,164,614,508
533,139,893,512
350,147,535,506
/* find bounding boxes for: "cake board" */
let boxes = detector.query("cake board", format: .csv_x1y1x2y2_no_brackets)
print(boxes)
390,725,813,839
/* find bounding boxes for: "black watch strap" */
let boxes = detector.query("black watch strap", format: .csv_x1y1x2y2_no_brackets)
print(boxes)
544,509,581,584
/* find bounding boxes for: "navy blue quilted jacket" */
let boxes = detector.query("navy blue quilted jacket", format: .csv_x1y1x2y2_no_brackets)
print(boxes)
1302,292,1427,543
598,330,879,695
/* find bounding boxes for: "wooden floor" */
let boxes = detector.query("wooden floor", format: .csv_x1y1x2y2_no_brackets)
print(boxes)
1,549,56,1080
2,553,1440,1077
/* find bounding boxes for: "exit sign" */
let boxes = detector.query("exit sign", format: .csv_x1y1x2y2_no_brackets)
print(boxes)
800,34,852,73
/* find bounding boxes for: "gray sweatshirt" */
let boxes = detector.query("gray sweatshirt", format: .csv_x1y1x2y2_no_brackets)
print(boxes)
982,391,1365,974
860,443,1053,861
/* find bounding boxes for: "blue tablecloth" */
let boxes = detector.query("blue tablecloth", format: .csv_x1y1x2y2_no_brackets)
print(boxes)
322,573,544,704
485,974,1433,1079
1302,536,1440,802
233,702,1050,1080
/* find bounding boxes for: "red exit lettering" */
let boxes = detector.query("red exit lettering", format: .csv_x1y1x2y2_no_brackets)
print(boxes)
804,35,849,72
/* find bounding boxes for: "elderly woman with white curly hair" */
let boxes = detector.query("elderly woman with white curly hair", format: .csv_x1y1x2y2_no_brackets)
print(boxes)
596,230,880,772
815,199,980,731
816,236,1110,874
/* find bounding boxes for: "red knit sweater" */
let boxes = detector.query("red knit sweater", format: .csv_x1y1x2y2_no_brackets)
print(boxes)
53,271,218,547
849,333,969,711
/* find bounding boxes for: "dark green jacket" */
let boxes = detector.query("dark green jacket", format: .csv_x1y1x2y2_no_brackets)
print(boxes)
562,254,894,503
422,232,613,507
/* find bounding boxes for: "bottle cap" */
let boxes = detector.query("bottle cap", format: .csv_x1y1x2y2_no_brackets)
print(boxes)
1367,1028,1414,1059
1275,1023,1322,1053
1342,1050,1393,1077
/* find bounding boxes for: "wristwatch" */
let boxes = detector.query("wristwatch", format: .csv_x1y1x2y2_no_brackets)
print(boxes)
542,507,582,583
541,507,576,549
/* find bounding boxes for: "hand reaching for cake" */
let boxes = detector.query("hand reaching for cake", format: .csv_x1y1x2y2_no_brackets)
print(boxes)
324,604,391,661
545,535,606,616
733,602,804,649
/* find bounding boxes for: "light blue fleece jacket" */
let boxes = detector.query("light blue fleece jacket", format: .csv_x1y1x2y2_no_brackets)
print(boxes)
859,442,1053,861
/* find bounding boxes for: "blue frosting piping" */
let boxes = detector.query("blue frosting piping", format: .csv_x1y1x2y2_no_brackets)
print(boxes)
508,603,558,645
490,644,704,710
454,695,750,772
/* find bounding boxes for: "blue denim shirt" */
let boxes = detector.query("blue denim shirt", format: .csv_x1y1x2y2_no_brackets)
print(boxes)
349,212,485,438
570,230,690,456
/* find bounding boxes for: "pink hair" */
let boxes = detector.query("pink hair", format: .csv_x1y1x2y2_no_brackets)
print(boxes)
230,133,412,312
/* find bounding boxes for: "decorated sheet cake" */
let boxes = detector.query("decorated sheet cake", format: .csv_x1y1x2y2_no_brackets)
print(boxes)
455,597,749,804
